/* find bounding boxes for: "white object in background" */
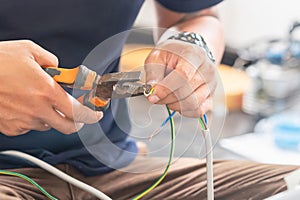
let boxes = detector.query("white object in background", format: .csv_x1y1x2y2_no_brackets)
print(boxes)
219,133,300,166
285,168,300,190
265,186,300,200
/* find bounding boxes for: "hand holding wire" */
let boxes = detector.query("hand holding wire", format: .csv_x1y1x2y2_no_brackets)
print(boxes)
144,40,217,118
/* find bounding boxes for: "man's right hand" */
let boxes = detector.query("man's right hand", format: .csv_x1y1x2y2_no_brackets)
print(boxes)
0,40,103,136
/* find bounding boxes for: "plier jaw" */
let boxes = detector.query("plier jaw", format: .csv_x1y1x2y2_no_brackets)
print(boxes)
43,65,151,111
96,71,151,99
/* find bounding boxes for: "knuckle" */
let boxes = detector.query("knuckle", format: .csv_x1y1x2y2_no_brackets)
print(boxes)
197,46,207,58
5,127,23,136
20,39,35,48
0,121,29,136
210,80,217,94
145,49,163,64
185,95,200,110
207,64,216,77
21,40,41,58
52,55,59,66
176,66,194,81
16,120,30,130
37,84,57,103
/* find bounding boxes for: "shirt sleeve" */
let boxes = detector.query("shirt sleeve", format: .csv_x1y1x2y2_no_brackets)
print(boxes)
156,0,223,13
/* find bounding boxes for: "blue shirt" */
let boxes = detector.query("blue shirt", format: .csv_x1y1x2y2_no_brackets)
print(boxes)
0,0,222,176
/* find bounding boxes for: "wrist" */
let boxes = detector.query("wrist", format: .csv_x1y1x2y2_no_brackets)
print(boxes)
167,32,216,63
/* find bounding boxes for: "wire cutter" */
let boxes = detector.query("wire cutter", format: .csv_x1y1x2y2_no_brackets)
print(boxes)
43,65,151,111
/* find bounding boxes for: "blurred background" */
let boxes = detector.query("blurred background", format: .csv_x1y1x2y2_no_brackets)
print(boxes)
121,0,300,166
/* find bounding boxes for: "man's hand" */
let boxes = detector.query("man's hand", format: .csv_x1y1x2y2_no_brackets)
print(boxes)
0,40,102,136
145,39,217,117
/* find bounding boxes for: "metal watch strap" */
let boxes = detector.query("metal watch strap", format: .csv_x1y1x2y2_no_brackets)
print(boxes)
168,32,216,63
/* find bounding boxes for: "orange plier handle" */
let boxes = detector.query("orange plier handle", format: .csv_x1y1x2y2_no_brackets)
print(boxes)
43,65,110,111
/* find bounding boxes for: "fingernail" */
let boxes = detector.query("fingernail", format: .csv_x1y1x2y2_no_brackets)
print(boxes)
96,111,103,120
149,95,160,104
76,123,84,130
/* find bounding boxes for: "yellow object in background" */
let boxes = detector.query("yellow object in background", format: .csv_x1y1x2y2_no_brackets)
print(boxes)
120,44,250,111
120,44,153,72
218,65,250,111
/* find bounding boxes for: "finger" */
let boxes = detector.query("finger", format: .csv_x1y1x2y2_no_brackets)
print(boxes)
144,49,167,84
51,85,103,124
158,66,216,105
26,41,59,67
157,74,203,105
41,107,84,134
148,61,195,104
167,83,211,116
181,96,213,118
157,82,198,105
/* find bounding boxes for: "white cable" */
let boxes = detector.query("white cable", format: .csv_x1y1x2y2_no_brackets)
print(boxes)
0,150,112,200
202,129,214,200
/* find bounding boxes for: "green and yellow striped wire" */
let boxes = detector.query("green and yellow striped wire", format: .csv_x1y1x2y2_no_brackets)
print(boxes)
0,107,208,200
132,106,175,200
132,109,208,199
0,170,58,200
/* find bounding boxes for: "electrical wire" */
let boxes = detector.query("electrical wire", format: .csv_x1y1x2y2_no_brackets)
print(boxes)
199,114,214,200
0,106,176,200
0,151,112,200
132,106,175,200
148,110,176,140
203,114,208,125
0,170,58,200
0,111,213,200
147,110,213,199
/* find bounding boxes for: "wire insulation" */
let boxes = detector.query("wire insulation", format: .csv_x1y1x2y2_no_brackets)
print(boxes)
0,170,58,200
200,114,214,200
202,128,214,200
149,110,176,140
203,114,208,124
0,151,112,200
0,113,213,200
132,106,175,200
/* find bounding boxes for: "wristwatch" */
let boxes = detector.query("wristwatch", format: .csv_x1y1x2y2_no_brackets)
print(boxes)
168,32,216,63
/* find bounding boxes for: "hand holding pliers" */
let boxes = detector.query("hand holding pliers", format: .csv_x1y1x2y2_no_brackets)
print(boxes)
43,65,151,111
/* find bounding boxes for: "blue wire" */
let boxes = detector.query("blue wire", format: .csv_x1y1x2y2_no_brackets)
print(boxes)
203,114,208,125
160,112,207,128
161,111,176,127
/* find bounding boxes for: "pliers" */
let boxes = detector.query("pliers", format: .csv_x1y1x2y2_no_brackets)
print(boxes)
43,65,151,111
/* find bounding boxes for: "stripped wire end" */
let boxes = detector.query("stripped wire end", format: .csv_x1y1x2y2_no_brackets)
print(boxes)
148,111,176,141
148,126,164,141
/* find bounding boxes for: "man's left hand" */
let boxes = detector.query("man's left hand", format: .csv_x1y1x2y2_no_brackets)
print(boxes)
144,39,217,118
